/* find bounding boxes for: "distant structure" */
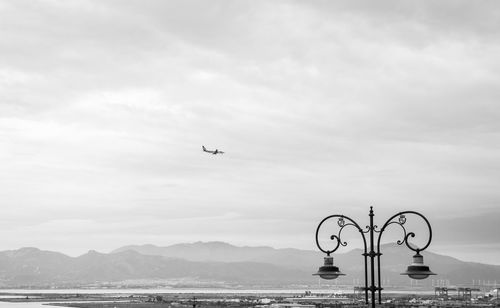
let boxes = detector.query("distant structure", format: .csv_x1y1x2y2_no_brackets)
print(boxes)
202,145,224,155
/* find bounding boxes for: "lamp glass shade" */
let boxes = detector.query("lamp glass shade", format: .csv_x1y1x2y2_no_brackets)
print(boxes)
313,256,345,280
401,253,436,280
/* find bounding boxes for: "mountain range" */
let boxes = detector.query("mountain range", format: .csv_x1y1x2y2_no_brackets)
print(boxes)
0,242,498,288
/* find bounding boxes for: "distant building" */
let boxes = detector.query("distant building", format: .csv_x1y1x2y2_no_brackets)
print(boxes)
269,304,316,308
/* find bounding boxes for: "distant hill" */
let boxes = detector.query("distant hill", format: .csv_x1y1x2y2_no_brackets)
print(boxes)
113,241,500,286
0,247,311,288
0,242,498,288
112,241,319,269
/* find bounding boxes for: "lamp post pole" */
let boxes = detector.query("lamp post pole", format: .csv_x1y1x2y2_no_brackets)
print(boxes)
368,207,377,306
314,206,435,308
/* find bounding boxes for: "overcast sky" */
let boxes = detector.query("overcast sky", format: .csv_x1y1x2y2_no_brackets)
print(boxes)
0,0,499,265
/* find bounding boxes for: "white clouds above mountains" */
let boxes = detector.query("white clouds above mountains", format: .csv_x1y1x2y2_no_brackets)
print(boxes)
0,0,499,264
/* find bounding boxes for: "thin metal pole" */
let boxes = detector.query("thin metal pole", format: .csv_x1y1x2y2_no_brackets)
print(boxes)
364,251,368,304
369,207,376,308
377,249,382,304
377,235,382,304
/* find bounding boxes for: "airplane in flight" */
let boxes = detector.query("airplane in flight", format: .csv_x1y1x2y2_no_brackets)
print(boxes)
202,145,224,155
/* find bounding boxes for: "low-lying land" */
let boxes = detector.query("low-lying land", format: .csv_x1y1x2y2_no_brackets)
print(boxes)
0,290,498,308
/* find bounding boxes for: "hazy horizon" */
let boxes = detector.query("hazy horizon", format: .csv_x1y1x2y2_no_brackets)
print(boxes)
1,1,499,265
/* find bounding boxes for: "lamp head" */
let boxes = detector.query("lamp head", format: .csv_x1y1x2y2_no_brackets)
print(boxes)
401,252,436,280
313,255,345,280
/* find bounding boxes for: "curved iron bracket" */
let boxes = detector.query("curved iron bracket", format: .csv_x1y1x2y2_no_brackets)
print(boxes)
376,211,432,254
315,214,368,256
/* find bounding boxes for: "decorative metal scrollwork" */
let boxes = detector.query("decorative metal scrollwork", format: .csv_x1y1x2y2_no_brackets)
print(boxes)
315,214,367,256
377,211,432,254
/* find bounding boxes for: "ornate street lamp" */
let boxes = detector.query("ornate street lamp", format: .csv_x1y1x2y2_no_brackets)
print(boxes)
314,206,436,307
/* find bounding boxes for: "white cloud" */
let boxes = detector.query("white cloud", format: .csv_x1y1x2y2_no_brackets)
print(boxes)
0,0,499,264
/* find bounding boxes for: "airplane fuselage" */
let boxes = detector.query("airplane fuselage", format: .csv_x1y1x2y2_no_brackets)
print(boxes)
202,146,224,155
